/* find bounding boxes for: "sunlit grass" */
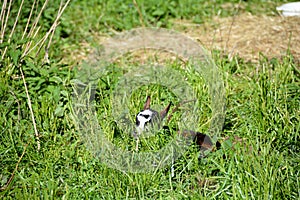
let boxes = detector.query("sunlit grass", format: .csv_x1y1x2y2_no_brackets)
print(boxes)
1,0,299,199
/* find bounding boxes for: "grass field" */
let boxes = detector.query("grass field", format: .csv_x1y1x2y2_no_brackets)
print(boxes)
1,0,299,199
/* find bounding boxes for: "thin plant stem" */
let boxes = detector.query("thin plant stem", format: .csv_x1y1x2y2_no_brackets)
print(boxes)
44,0,64,63
1,0,25,59
0,0,12,45
20,66,40,151
22,0,49,57
21,0,37,40
0,143,28,191
132,0,145,27
0,0,8,39
28,0,71,58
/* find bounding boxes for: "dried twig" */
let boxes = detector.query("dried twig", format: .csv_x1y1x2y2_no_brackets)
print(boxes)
0,143,28,191
0,0,12,44
43,21,60,63
1,0,25,59
21,0,37,40
44,0,64,63
0,0,12,58
20,67,40,151
22,0,50,57
30,0,71,58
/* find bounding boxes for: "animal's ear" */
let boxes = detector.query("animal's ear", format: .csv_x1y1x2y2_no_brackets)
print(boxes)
143,96,151,110
160,102,171,119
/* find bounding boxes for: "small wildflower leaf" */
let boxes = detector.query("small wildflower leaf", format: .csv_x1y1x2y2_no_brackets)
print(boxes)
49,76,63,84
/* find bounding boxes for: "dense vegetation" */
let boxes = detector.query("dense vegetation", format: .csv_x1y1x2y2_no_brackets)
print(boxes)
1,0,299,199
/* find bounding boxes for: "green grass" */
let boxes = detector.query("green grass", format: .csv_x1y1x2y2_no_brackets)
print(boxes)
1,0,299,199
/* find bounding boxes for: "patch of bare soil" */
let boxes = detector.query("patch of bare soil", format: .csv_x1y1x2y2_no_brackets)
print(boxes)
173,13,300,62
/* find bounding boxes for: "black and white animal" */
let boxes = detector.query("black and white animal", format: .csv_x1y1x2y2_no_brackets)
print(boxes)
135,96,171,137
133,96,251,176
134,96,220,152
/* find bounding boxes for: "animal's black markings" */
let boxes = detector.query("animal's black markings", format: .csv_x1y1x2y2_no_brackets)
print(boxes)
134,96,248,170
141,114,150,119
134,96,220,152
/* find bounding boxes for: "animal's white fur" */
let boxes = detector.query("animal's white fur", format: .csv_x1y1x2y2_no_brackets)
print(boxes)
136,109,155,134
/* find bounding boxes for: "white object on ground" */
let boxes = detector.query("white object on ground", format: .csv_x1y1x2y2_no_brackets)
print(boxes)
277,2,300,16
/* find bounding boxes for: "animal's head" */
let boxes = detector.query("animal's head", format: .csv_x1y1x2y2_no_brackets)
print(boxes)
135,96,171,136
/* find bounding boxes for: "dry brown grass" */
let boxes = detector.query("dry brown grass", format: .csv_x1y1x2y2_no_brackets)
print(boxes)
174,13,300,62
64,13,300,64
